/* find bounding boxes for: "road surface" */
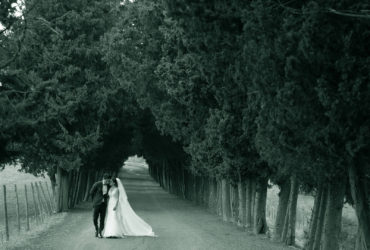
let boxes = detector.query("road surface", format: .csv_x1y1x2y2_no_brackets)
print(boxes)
8,164,291,250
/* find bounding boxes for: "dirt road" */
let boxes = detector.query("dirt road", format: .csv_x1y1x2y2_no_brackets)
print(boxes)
8,165,290,250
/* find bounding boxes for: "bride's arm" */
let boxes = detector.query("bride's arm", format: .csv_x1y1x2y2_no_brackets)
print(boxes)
113,189,119,211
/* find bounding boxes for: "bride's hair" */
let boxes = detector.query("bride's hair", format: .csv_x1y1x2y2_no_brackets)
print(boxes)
103,173,111,180
112,178,118,186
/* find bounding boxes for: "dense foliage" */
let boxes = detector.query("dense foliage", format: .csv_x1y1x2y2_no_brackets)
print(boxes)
1,0,133,173
103,0,370,248
1,0,369,248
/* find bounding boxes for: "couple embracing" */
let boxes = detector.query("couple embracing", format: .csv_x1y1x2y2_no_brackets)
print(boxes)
89,173,156,238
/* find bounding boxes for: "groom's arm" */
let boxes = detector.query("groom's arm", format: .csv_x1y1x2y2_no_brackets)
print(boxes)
89,182,98,200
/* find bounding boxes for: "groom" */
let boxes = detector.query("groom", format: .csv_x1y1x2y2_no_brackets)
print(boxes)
90,173,112,238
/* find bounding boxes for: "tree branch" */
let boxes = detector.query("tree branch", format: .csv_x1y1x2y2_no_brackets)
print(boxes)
328,8,370,19
0,18,28,69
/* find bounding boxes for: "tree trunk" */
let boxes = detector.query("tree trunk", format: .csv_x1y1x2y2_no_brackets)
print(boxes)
174,167,179,196
305,183,323,250
83,171,94,202
195,176,201,205
229,184,234,222
281,175,299,245
194,175,198,203
198,176,202,204
208,178,217,213
163,162,168,191
67,171,75,208
312,185,328,250
74,170,85,205
149,165,154,179
94,171,99,183
253,177,268,234
200,177,205,206
238,181,246,227
57,167,69,212
77,170,87,202
157,165,160,184
349,164,370,250
355,225,368,250
233,184,239,224
162,166,165,188
246,178,256,229
322,177,346,250
162,164,166,189
181,167,186,199
274,178,290,241
187,172,191,200
217,179,223,217
48,166,57,207
184,170,190,200
192,173,196,202
186,171,191,200
70,170,80,208
230,184,238,223
153,165,158,182
168,167,171,192
161,163,165,189
202,177,208,206
221,179,231,222
167,166,171,193
171,166,177,195
154,165,158,181
72,170,82,206
169,166,173,194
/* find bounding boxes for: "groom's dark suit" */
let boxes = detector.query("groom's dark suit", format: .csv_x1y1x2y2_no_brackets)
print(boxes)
90,180,110,236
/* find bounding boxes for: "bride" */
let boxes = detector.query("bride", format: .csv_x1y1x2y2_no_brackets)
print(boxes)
103,178,156,238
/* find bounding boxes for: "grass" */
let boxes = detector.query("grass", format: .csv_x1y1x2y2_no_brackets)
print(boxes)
2,212,67,249
0,164,55,245
0,162,359,249
266,185,358,249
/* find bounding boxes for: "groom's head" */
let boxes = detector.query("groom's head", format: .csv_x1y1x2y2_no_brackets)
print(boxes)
102,173,112,184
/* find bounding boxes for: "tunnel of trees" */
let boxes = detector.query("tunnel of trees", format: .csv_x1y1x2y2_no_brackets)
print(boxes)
1,0,369,249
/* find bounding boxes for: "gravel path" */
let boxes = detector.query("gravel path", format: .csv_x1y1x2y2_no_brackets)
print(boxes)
7,166,291,250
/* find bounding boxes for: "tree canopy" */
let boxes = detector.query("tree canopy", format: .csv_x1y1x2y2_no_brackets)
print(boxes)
1,0,369,248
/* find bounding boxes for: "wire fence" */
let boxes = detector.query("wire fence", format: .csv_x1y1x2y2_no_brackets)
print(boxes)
0,181,56,245
266,204,310,231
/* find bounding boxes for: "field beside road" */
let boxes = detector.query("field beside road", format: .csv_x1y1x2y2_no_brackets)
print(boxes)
0,164,55,245
7,164,292,250
266,185,358,249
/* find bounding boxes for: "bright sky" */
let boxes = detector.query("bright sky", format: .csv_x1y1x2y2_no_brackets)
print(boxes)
0,1,24,87
0,0,25,31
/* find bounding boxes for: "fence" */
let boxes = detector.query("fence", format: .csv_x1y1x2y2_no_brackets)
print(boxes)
0,181,56,244
265,204,310,232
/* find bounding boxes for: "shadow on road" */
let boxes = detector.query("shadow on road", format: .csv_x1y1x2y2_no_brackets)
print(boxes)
6,163,292,250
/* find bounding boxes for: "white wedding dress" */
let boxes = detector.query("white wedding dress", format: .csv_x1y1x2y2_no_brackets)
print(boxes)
103,178,156,237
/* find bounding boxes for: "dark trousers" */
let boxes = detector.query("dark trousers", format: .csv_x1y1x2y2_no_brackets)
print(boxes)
93,203,107,233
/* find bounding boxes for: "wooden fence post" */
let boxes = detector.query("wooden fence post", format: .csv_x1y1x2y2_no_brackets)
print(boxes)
15,184,21,232
25,184,30,231
31,183,40,223
3,185,9,241
39,182,52,215
44,182,55,212
34,182,46,220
